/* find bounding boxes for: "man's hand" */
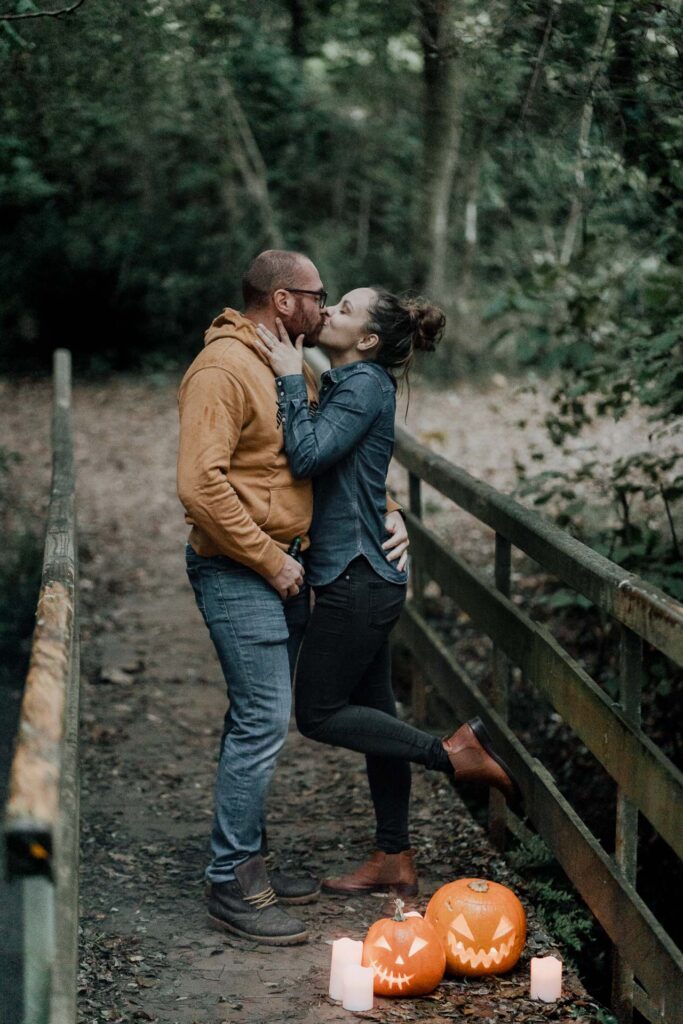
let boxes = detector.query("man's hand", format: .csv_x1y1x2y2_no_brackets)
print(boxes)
265,553,305,600
382,510,409,572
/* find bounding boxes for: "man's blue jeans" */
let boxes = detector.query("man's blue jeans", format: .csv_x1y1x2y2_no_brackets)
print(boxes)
186,546,309,883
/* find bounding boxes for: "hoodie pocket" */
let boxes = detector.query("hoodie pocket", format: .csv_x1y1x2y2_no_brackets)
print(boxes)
261,480,312,541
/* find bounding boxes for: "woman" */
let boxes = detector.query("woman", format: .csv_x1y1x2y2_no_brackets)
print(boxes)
254,287,518,897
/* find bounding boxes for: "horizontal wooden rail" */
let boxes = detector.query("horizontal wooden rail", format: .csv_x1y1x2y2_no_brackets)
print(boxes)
395,426,683,666
405,511,683,859
3,348,80,1024
394,605,683,1024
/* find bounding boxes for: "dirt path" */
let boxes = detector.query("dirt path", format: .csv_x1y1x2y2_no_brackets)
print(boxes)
0,374,623,1024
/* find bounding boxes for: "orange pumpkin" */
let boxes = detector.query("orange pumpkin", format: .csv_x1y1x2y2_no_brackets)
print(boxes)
425,878,526,976
362,899,446,996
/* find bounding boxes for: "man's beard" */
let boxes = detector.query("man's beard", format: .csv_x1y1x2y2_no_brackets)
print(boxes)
284,298,324,347
302,317,324,347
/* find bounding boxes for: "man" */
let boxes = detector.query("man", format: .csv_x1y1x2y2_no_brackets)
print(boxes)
177,250,409,945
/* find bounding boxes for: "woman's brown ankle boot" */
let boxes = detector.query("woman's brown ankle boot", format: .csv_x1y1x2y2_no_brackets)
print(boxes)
322,849,418,896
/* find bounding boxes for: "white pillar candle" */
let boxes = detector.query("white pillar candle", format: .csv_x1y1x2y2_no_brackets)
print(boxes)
530,955,562,1001
329,937,363,1000
341,964,374,1012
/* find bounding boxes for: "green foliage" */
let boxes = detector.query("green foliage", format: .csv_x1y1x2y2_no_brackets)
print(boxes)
0,0,427,371
516,442,683,601
487,259,683,437
570,1007,617,1024
509,833,604,973
1,0,679,376
0,0,681,584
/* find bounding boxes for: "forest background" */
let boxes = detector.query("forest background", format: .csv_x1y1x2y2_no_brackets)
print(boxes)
2,0,681,602
1,0,682,1003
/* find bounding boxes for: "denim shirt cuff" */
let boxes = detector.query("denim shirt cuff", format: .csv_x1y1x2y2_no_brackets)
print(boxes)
275,374,307,403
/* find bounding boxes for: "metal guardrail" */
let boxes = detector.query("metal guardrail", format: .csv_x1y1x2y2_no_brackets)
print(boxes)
3,350,80,1024
391,424,683,1024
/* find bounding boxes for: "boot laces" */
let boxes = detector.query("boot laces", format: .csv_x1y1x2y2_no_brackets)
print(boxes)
245,885,278,910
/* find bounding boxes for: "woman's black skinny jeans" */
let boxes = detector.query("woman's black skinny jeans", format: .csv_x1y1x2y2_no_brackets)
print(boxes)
294,556,451,853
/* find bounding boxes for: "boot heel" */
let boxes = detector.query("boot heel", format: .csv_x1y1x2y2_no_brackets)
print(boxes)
469,717,523,809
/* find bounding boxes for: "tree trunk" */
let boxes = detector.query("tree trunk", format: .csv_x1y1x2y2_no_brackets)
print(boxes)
417,0,461,301
218,77,284,249
460,153,480,296
356,180,372,263
285,0,308,57
560,1,614,266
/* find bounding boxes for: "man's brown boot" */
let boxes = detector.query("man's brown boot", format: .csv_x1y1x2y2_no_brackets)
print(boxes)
443,717,521,806
322,850,418,897
208,854,309,945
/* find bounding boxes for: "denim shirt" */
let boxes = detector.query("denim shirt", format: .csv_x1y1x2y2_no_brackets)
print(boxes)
275,361,408,588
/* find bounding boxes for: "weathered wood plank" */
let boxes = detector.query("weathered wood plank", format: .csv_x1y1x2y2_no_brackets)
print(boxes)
489,533,511,850
395,426,683,664
3,348,79,1024
393,606,683,1022
612,626,643,1023
5,351,76,867
49,623,80,1024
404,512,683,861
5,581,72,835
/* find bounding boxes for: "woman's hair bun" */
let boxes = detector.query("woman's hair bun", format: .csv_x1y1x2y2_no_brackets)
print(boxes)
406,300,446,352
367,288,445,377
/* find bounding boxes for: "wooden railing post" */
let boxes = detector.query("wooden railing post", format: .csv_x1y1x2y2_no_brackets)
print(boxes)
612,625,643,1024
408,471,428,724
489,533,511,849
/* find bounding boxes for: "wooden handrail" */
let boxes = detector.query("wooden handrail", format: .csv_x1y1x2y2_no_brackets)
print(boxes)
392,428,683,1024
3,349,80,1024
395,425,683,666
394,605,683,1023
5,350,76,867
405,510,683,858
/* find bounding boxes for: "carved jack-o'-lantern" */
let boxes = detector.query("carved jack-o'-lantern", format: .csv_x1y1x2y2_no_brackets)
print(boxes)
362,899,446,996
425,879,526,977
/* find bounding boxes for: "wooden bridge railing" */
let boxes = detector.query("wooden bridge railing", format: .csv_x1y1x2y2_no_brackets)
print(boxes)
391,425,683,1024
3,350,80,1024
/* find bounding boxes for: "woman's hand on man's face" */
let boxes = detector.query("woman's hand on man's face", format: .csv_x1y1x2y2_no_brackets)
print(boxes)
255,318,305,377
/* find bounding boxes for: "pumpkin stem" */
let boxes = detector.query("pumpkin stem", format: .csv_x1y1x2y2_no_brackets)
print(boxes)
393,898,405,922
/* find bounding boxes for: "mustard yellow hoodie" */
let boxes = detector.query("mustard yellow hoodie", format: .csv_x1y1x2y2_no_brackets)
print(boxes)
177,308,318,578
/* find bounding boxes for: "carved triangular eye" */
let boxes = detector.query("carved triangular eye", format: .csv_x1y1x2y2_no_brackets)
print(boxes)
374,935,392,951
408,936,429,957
492,915,514,941
451,913,474,940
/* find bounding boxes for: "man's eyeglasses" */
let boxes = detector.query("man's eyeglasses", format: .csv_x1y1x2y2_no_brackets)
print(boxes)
284,288,328,309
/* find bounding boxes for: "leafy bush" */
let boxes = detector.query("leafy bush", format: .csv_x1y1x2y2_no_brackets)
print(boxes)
508,834,609,987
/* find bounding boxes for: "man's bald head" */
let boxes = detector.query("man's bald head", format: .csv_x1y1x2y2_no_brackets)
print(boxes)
242,250,314,311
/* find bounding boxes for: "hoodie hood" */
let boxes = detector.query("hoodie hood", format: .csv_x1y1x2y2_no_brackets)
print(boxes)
204,307,260,353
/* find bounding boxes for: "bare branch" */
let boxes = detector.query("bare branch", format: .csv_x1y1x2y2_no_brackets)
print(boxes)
0,0,85,22
519,2,558,125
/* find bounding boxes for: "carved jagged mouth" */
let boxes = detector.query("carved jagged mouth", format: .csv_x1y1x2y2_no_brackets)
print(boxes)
447,933,516,969
369,960,415,990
